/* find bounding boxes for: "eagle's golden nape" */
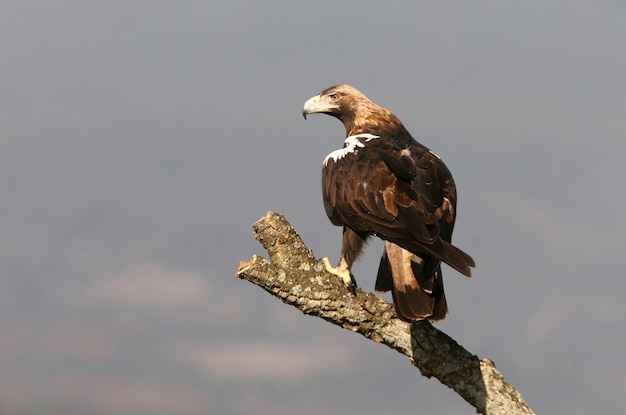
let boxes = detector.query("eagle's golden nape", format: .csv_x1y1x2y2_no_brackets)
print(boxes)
303,84,474,322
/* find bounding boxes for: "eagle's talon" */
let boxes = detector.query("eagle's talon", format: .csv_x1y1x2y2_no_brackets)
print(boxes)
321,257,357,294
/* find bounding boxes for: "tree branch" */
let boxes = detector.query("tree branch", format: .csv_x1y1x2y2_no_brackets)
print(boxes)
237,211,534,415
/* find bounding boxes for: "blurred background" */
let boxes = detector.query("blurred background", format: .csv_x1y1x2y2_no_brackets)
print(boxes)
1,1,625,414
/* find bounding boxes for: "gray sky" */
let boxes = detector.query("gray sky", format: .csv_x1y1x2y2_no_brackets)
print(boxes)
1,1,625,414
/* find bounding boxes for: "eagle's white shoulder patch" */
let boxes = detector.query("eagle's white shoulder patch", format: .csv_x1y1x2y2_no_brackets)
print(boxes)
429,150,441,159
323,134,380,166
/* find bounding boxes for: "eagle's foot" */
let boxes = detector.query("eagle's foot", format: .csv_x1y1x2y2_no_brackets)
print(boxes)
321,257,357,294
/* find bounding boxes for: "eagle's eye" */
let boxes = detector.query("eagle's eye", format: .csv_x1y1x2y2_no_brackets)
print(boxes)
328,93,340,100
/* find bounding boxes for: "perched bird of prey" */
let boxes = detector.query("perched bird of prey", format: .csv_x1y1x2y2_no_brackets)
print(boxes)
302,84,475,321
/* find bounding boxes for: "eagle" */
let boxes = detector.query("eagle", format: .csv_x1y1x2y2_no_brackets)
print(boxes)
302,84,475,322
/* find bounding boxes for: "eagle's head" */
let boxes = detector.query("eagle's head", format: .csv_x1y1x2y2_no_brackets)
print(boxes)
302,84,405,137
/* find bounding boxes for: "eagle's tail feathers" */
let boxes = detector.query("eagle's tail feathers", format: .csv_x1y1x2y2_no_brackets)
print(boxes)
378,243,448,322
375,248,394,292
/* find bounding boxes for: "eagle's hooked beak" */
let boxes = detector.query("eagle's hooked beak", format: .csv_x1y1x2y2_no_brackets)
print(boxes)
303,93,340,120
302,94,321,120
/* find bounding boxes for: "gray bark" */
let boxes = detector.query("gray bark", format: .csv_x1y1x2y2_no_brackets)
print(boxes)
237,211,535,415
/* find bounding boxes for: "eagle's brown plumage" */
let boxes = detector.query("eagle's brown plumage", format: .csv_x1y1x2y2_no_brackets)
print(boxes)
303,84,474,321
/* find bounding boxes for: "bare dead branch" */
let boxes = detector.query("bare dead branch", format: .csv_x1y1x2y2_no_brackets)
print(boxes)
237,211,535,415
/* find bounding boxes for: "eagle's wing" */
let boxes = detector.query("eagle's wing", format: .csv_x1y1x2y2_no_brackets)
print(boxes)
322,138,474,277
